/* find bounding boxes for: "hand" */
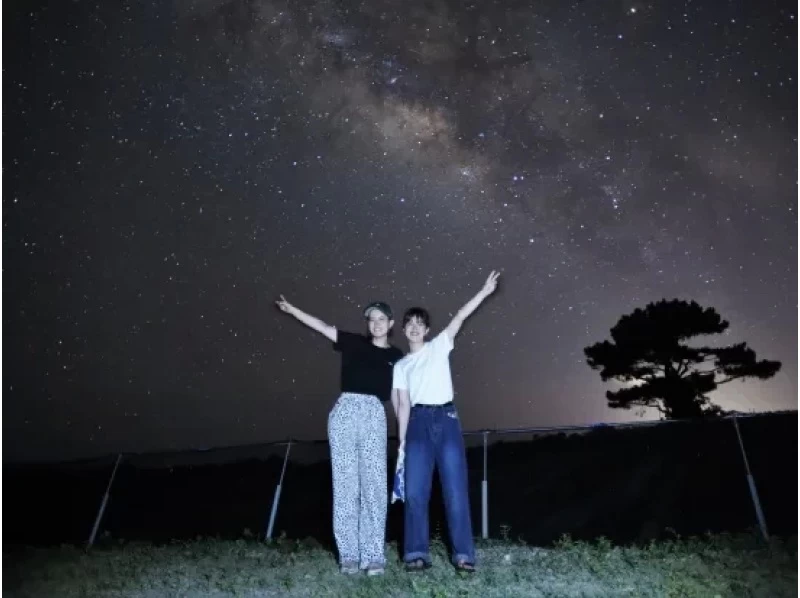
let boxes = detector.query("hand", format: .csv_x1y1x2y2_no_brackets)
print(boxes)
276,294,295,314
481,270,500,296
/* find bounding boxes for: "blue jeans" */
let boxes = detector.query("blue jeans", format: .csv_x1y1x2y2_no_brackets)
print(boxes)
404,403,475,565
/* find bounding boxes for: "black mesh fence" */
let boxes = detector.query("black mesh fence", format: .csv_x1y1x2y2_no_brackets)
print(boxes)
470,414,796,545
3,411,796,549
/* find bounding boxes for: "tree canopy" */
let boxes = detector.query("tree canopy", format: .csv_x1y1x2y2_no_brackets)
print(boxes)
584,299,781,419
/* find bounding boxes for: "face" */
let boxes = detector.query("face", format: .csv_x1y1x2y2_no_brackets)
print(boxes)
366,310,393,339
403,316,429,343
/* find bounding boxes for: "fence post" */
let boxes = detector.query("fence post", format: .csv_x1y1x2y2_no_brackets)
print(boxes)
481,431,488,539
265,441,292,541
87,453,123,550
732,416,769,541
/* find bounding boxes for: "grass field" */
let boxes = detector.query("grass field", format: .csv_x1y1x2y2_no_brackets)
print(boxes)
3,532,796,597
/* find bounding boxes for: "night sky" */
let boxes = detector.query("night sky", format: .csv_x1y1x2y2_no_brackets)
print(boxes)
4,0,796,462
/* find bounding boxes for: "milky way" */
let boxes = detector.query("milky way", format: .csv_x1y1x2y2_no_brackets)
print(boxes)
4,0,796,461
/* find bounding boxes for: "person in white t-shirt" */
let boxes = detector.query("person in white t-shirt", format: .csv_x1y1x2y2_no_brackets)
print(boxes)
391,271,500,573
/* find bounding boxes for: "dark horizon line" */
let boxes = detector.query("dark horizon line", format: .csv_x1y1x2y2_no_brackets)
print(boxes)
5,409,796,469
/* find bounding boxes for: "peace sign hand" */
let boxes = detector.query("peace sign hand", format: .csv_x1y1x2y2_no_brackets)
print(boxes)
481,270,500,296
276,294,295,314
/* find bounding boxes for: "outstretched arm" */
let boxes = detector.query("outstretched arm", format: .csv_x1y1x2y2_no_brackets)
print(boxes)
391,388,411,448
276,295,337,342
444,270,500,341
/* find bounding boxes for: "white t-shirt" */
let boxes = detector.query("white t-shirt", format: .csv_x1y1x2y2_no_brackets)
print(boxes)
392,331,454,406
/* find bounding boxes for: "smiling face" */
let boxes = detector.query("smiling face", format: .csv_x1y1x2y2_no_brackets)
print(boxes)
403,315,429,344
365,309,393,340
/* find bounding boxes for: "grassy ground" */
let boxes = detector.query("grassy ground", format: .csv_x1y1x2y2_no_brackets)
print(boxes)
3,532,796,597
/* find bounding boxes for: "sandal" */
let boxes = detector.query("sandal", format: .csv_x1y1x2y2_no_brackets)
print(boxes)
455,560,476,573
405,558,431,572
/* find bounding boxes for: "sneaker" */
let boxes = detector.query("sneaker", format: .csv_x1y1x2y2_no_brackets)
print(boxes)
340,561,359,575
365,563,385,576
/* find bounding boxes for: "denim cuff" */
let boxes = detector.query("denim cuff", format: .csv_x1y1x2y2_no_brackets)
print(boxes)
404,551,432,564
451,552,476,566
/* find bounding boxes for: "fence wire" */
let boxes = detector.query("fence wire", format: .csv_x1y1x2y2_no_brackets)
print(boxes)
3,411,796,549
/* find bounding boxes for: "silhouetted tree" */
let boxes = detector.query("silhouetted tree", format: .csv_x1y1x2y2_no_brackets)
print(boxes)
584,300,781,419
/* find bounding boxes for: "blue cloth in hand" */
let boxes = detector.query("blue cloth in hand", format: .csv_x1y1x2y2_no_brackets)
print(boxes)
391,446,405,503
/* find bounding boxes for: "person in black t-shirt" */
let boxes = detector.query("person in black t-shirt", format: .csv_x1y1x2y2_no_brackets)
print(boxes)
276,295,404,576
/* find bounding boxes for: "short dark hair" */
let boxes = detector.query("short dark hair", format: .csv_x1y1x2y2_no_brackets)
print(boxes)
402,307,430,328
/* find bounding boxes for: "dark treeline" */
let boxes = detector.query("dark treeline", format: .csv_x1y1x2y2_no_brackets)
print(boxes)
4,412,796,550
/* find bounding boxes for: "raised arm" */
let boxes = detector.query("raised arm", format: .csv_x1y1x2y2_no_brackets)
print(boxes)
276,295,337,342
391,388,411,448
444,271,500,341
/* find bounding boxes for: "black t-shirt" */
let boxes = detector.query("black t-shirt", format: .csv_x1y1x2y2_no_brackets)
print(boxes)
333,331,404,402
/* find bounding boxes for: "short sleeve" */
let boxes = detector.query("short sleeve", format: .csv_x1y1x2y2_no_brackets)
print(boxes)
392,362,408,390
391,347,404,365
431,331,454,355
333,330,362,353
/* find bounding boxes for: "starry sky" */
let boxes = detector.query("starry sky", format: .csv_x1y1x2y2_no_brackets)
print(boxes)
4,0,797,462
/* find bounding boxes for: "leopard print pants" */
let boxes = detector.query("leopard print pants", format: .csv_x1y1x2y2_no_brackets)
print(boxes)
328,392,387,568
